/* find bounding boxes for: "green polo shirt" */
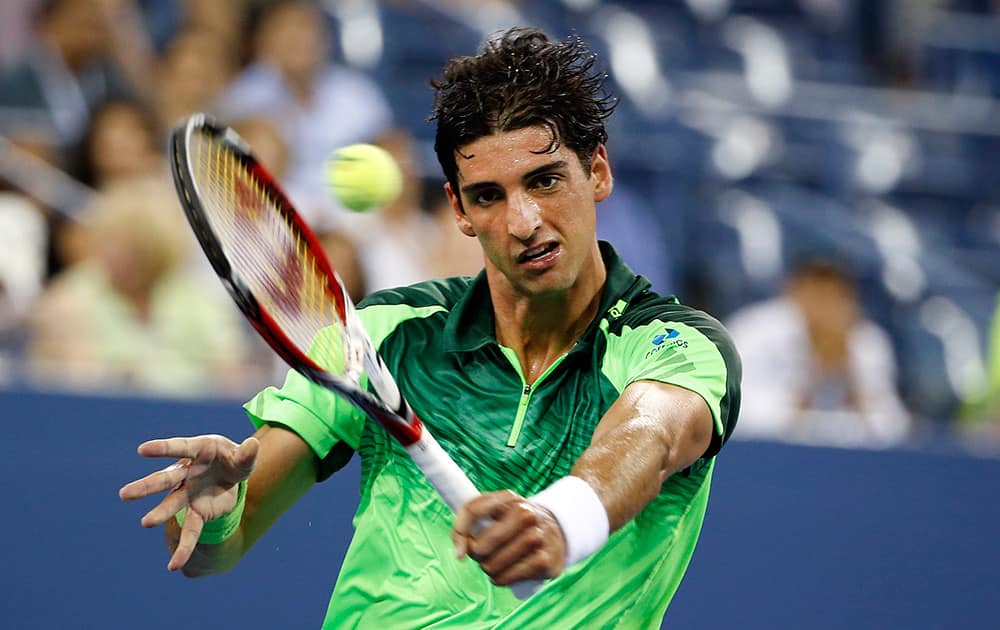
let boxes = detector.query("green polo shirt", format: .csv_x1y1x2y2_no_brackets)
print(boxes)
244,242,741,629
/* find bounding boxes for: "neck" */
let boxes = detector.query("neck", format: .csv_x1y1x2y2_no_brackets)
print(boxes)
286,75,312,104
491,247,606,384
273,63,315,105
43,31,79,72
117,284,154,323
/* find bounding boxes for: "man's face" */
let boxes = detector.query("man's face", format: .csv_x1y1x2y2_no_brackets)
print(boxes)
445,126,612,299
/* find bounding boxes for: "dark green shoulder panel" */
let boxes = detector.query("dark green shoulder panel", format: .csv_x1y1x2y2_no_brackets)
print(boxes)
358,276,476,310
611,293,742,457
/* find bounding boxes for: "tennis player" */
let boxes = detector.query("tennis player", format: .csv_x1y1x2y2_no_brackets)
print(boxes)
120,27,741,628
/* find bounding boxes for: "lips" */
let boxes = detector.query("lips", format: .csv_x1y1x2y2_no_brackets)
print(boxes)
516,242,560,269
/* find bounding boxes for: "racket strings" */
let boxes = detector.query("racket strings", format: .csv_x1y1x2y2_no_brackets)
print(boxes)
189,132,352,376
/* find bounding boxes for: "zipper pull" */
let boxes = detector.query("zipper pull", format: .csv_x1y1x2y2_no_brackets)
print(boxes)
508,384,533,447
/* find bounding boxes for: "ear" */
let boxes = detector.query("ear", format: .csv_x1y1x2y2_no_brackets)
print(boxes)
590,144,613,202
445,181,476,237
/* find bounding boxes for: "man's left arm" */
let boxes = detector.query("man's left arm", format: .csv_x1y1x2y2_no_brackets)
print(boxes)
571,380,713,530
452,380,713,586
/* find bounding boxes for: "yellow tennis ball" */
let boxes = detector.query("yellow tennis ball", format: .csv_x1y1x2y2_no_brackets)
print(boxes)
325,143,403,212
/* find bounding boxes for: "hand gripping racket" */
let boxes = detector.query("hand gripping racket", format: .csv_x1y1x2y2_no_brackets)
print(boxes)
169,114,540,598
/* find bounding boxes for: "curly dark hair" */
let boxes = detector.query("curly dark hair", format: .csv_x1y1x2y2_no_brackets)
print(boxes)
430,27,617,204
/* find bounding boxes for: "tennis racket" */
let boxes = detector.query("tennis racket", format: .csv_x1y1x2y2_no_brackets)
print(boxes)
168,114,540,598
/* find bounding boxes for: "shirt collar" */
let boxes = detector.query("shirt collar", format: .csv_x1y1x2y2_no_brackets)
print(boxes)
443,241,649,354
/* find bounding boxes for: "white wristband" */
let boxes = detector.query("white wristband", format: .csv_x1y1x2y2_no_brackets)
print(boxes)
530,476,610,567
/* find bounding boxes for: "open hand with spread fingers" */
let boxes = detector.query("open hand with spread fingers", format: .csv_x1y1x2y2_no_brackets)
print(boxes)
119,435,258,571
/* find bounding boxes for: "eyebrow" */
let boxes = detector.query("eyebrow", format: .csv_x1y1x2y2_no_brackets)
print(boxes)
459,159,570,196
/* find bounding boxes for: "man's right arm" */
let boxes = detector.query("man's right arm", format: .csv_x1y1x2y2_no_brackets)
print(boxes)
166,424,317,577
119,424,317,577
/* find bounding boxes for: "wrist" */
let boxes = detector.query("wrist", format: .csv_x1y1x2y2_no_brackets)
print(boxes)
175,479,248,545
530,476,610,567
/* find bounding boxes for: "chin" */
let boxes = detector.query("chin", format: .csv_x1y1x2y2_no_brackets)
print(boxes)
516,274,575,298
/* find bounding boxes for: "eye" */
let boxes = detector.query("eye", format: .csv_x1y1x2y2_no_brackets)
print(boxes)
531,174,561,191
472,188,503,207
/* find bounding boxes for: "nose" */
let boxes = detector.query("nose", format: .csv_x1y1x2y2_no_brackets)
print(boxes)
507,190,542,241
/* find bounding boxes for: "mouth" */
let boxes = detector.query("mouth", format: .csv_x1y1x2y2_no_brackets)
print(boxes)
516,242,560,268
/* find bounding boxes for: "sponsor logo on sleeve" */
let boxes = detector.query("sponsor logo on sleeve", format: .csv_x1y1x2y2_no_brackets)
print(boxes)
645,327,688,359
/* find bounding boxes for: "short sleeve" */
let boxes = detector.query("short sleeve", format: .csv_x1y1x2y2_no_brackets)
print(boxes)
243,366,366,476
240,297,424,480
601,306,742,457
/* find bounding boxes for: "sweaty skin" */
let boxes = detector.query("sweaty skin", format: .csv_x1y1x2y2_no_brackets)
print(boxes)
445,127,713,585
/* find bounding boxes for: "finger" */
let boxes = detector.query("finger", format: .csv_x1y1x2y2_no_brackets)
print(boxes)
453,535,468,560
453,491,516,538
140,485,190,528
492,546,554,586
137,437,201,460
454,512,507,560
479,525,547,584
469,509,523,554
230,437,259,475
453,511,502,560
454,491,521,561
119,460,191,501
452,509,472,558
168,509,204,571
452,505,476,541
468,499,541,560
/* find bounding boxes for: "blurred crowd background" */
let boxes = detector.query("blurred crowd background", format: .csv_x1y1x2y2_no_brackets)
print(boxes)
0,0,998,456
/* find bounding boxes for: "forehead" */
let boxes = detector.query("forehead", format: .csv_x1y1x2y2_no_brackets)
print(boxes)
454,126,578,183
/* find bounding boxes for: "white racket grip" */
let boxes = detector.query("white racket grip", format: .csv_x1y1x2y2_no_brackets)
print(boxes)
405,431,478,512
405,432,542,599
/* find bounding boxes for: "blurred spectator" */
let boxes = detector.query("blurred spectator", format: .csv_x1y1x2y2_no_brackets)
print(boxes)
0,0,155,157
140,0,248,55
0,0,40,68
231,116,288,182
0,192,48,383
213,0,394,226
984,294,1000,422
154,27,237,131
319,230,367,303
72,97,165,189
53,97,166,270
726,258,911,448
961,292,1000,446
981,294,1000,426
26,177,253,398
179,0,247,55
0,132,95,293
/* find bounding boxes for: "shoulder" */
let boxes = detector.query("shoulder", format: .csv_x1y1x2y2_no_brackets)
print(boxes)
606,290,742,377
359,276,475,310
603,291,743,456
357,276,474,346
614,291,730,341
605,289,740,362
